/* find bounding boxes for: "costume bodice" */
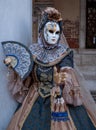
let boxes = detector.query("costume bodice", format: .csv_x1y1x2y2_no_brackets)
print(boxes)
29,41,73,98
32,64,53,98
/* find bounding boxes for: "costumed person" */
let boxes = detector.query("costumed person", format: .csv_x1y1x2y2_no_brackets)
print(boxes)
2,7,96,130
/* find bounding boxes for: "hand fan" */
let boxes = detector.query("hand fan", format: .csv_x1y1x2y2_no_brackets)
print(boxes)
1,41,33,80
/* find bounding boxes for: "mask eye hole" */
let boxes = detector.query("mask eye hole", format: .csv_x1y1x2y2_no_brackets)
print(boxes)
49,30,54,33
56,31,60,34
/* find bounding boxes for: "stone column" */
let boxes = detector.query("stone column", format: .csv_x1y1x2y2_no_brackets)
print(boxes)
0,0,32,129
79,0,86,48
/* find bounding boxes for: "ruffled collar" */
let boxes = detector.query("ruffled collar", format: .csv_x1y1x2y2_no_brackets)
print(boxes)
29,37,67,64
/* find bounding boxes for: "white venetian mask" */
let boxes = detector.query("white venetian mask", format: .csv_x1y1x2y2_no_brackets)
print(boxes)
43,21,60,45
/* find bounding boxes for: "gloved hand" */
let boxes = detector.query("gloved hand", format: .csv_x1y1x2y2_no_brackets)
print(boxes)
54,66,69,85
4,57,12,67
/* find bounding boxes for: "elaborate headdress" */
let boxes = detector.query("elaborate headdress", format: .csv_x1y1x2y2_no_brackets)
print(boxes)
39,7,63,33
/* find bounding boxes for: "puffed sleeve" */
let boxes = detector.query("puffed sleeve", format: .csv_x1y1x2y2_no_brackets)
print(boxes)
61,68,82,106
56,50,82,106
8,69,32,103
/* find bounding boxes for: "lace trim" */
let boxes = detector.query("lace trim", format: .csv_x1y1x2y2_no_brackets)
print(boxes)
29,43,70,67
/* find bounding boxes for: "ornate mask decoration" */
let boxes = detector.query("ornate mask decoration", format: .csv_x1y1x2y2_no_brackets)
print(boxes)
43,21,60,45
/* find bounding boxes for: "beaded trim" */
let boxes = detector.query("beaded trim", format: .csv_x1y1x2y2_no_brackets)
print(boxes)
38,66,52,73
